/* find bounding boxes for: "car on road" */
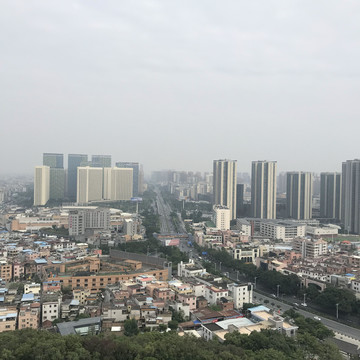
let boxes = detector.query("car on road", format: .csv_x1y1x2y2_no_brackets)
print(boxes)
293,303,299,306
271,294,276,298
301,303,308,307
314,316,321,321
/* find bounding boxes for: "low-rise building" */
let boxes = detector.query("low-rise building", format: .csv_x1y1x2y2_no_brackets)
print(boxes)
227,283,253,310
177,259,205,278
24,283,41,295
18,303,40,330
42,293,61,323
0,307,17,332
293,238,328,258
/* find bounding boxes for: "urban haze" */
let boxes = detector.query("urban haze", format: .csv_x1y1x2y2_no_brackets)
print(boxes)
2,1,360,175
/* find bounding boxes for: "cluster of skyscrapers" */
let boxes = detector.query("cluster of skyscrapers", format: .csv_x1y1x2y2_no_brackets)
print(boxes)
34,153,143,206
212,159,360,234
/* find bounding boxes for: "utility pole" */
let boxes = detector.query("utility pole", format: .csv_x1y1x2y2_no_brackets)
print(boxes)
336,303,339,319
277,284,280,298
236,270,239,282
254,277,258,290
303,293,307,306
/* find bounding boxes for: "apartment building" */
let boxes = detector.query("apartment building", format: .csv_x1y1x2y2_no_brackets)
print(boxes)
0,308,18,332
293,238,328,258
18,303,40,330
227,283,253,310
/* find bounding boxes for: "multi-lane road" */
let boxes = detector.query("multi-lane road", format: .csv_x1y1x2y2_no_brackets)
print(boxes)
159,191,360,341
155,188,175,233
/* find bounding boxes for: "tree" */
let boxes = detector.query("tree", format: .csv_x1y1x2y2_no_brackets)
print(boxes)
168,320,178,330
124,319,139,336
158,324,167,332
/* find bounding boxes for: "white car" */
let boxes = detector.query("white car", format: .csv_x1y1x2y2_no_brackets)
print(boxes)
314,316,321,321
301,303,307,307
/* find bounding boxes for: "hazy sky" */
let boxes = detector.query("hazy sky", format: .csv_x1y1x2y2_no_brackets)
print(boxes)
1,1,360,176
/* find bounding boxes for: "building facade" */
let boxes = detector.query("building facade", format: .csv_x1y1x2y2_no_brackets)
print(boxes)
292,238,328,258
68,207,110,236
286,172,313,220
43,153,63,168
320,172,341,220
213,159,237,220
34,166,50,206
104,167,133,201
68,154,88,200
251,161,277,219
91,155,111,168
213,205,231,231
77,167,103,203
342,160,360,234
115,162,140,197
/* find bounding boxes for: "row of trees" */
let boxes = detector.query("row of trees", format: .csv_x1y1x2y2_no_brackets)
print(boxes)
0,324,341,360
201,246,360,316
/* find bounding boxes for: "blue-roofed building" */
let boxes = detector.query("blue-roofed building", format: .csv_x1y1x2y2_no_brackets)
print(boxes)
34,258,48,264
21,293,35,302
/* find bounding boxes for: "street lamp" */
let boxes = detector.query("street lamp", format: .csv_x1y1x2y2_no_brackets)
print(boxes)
303,293,307,306
277,284,280,298
219,262,222,272
254,277,258,290
336,303,339,319
236,270,239,282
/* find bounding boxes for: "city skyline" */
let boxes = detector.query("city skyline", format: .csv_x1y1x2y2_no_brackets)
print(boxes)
1,152,350,178
2,2,360,175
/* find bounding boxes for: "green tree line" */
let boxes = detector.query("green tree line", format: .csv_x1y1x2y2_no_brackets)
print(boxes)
0,325,341,360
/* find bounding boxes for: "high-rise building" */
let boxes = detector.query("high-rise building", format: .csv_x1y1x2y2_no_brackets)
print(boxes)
213,205,231,230
34,166,50,206
320,172,342,220
251,161,277,219
68,154,88,200
49,168,65,200
43,153,65,201
286,172,313,219
104,167,133,201
43,153,63,168
115,162,139,196
277,172,287,194
236,184,244,218
342,160,360,234
77,167,103,203
91,155,111,168
213,159,237,220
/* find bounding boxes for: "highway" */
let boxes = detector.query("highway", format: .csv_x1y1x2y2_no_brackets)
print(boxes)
157,191,360,340
154,188,175,234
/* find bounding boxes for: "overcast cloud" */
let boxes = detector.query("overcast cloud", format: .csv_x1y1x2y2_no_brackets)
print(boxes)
1,0,360,175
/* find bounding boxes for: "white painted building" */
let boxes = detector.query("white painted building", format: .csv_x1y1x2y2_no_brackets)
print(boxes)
259,220,306,241
204,285,229,305
34,166,50,206
24,283,41,295
292,237,328,258
104,167,133,201
235,219,252,236
68,207,110,236
177,259,205,278
213,205,231,231
231,247,260,264
227,283,253,309
77,167,103,203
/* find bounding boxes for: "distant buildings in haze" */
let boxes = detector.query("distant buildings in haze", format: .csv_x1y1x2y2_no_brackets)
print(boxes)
33,153,143,206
